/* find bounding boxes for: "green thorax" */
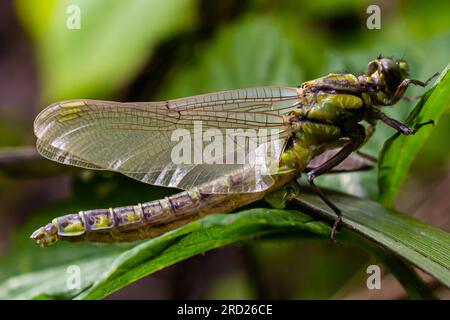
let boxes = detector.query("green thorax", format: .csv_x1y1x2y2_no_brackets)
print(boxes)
278,73,366,173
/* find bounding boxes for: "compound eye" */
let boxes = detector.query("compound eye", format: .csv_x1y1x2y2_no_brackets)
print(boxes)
367,60,378,75
380,59,401,90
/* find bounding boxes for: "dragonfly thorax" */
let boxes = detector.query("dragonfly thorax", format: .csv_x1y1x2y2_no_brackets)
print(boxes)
280,76,372,173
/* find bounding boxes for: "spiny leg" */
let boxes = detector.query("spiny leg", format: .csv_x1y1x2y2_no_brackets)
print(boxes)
363,120,377,143
411,120,435,134
306,140,359,241
356,150,378,163
370,108,434,135
354,121,378,163
402,95,422,103
387,72,439,105
284,181,343,236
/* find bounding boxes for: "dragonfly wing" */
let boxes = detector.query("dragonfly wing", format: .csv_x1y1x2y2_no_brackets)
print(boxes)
37,138,103,170
123,137,287,193
34,87,298,193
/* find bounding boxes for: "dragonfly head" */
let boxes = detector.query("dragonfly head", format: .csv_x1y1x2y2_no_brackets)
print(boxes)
366,57,409,96
30,222,59,247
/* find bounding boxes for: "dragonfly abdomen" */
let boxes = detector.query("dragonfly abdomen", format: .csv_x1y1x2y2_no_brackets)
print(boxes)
31,171,295,246
31,190,210,246
84,191,203,229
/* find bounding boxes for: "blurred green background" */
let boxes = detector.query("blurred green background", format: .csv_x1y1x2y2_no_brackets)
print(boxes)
0,0,449,299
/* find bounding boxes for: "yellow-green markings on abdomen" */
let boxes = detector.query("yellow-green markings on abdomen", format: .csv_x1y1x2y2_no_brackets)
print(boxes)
53,216,84,235
93,210,114,229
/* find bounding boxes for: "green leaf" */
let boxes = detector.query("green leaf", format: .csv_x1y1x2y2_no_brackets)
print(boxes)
292,191,450,289
378,64,450,206
375,250,437,300
14,0,195,102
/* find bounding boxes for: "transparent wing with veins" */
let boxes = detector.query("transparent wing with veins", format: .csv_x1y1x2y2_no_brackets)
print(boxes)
34,87,300,193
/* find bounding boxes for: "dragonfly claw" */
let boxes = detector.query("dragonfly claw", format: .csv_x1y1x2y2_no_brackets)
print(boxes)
30,223,59,247
330,215,342,244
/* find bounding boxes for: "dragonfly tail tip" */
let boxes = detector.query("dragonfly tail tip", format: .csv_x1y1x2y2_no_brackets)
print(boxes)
30,223,59,247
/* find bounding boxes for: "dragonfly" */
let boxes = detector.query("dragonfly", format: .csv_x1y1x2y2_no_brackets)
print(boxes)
31,57,437,246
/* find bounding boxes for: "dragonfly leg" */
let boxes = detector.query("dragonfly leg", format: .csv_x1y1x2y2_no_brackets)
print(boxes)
387,72,439,105
306,140,359,241
402,95,422,103
356,150,377,163
370,108,434,135
355,120,378,163
364,120,377,143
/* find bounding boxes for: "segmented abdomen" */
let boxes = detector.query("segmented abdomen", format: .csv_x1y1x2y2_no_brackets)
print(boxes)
54,190,216,239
